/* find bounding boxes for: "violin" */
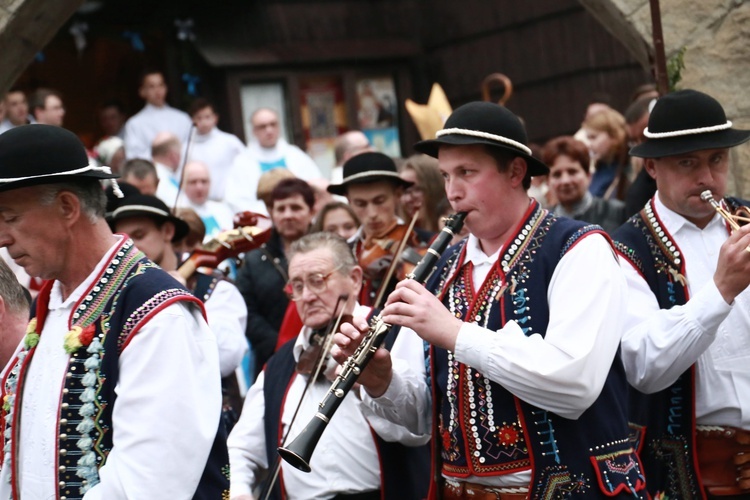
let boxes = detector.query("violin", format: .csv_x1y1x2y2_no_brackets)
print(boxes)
357,212,425,307
359,222,408,278
177,212,273,280
296,314,353,380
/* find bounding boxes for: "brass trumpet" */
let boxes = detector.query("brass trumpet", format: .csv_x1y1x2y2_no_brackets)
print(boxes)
700,190,750,231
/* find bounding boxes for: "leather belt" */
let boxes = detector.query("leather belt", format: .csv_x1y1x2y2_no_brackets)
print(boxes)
442,479,528,500
696,425,750,496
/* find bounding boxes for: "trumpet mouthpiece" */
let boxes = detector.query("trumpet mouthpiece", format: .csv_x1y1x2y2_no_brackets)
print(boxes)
700,190,714,202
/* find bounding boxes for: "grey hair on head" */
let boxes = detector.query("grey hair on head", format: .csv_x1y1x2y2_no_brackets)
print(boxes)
0,259,30,315
37,179,107,223
288,231,357,273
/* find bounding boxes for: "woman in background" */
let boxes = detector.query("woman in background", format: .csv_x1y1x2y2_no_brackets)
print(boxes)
542,135,626,234
312,201,360,241
398,154,445,233
583,107,631,201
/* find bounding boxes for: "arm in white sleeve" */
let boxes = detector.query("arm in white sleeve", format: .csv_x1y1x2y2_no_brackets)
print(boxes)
619,257,729,393
205,280,250,377
360,327,432,436
84,302,222,500
227,373,268,497
455,233,626,419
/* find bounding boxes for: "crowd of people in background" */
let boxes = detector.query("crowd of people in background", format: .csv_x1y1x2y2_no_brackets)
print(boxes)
1,70,748,500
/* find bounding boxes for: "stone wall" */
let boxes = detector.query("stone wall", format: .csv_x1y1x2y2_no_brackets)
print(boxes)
580,0,750,197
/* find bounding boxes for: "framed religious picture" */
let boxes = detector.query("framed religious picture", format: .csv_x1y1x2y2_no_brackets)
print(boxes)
299,77,346,179
355,76,401,158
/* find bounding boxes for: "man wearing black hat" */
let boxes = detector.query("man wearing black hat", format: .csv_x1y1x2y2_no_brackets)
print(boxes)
614,89,750,499
336,102,645,498
328,151,431,307
0,125,228,499
109,194,248,381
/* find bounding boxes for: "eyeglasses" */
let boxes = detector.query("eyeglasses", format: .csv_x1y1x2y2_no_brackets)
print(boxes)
284,267,342,301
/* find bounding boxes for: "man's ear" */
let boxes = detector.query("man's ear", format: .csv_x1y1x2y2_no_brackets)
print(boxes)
643,158,657,180
56,191,82,225
0,296,7,320
162,221,176,242
350,266,364,296
509,157,529,188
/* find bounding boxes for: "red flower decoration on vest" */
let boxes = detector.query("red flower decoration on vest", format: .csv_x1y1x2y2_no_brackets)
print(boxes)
63,324,96,354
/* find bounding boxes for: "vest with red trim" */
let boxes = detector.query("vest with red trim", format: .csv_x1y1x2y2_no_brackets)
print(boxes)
425,201,646,499
0,238,230,500
262,323,430,500
611,197,746,499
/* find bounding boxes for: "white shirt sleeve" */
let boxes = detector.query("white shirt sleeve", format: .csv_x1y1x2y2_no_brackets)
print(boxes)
618,257,729,393
360,327,432,436
83,302,222,500
454,234,626,419
205,280,249,377
227,373,268,497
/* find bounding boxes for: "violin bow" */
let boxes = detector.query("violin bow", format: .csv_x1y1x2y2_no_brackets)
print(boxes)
172,124,196,212
372,210,420,309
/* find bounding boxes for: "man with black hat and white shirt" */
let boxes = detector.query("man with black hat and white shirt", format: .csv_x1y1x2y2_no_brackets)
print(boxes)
327,151,431,307
334,102,645,498
0,125,228,499
614,89,750,499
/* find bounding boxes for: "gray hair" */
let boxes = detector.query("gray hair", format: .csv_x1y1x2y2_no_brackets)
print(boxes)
38,179,107,223
289,231,357,273
0,259,30,315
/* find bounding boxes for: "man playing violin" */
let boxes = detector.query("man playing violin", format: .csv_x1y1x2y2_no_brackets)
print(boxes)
109,194,248,382
613,89,750,499
0,125,228,498
227,231,428,500
327,152,432,306
335,102,646,499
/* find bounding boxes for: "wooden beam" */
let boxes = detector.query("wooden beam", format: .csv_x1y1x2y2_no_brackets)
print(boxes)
0,0,85,95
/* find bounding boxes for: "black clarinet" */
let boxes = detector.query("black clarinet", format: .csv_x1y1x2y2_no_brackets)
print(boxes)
278,212,467,472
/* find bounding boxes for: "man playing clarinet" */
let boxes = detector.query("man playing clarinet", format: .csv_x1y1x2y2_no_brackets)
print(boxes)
335,102,646,499
613,89,750,499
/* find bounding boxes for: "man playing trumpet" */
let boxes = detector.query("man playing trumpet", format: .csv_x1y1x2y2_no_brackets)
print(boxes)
614,89,750,499
227,232,428,500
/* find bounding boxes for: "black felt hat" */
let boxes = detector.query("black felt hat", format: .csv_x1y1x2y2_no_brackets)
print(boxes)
631,89,750,158
109,194,189,242
414,101,549,176
327,151,413,196
0,124,118,193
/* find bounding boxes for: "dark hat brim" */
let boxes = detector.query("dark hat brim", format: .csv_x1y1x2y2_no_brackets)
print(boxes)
630,128,750,158
109,205,190,243
415,134,549,176
0,170,118,194
327,174,413,196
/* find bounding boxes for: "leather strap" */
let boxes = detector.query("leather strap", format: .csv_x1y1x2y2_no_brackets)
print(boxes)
696,426,750,496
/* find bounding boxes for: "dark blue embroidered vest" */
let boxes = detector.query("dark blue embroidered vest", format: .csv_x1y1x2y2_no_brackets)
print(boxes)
426,202,646,499
613,198,719,499
3,239,229,500
262,327,430,500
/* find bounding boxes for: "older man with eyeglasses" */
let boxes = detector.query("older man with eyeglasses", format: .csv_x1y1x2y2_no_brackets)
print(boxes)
227,231,429,500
